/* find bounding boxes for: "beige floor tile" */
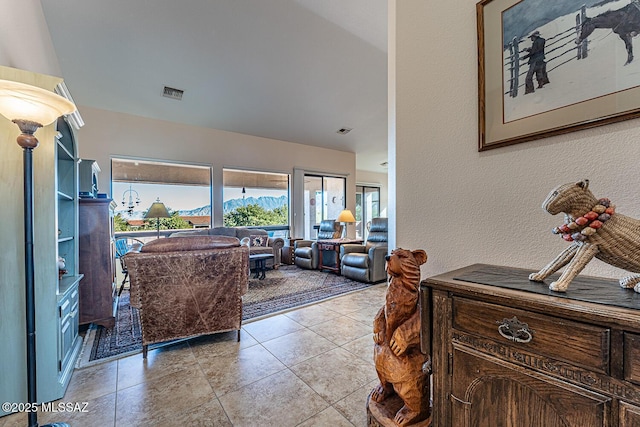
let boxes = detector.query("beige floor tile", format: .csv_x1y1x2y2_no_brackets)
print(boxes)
341,333,375,364
316,294,378,315
64,359,118,402
197,343,287,396
242,314,305,343
218,370,328,427
308,315,373,346
1,393,117,427
291,347,378,404
262,328,338,366
1,286,392,427
297,406,354,427
333,380,378,427
115,363,214,426
117,341,198,390
345,304,381,325
189,330,259,359
283,304,341,327
136,397,231,427
39,392,117,427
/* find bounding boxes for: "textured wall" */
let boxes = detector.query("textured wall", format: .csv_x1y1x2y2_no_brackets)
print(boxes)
393,0,640,281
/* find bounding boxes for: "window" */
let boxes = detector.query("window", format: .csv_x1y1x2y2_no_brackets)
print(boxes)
111,158,211,235
222,169,289,237
303,174,346,240
356,185,380,240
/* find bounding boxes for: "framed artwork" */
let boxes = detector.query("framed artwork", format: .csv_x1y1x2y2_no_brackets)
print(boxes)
477,0,640,151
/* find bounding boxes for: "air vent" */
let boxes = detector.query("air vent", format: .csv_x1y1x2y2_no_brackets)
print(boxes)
162,86,184,100
336,127,352,135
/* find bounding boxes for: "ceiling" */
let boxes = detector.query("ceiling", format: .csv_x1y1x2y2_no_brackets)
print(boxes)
40,0,389,173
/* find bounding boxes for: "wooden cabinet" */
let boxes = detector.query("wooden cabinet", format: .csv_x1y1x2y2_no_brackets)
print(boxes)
79,198,117,327
422,264,640,427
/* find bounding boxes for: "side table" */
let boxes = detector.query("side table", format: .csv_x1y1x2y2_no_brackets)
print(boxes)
281,237,303,265
317,238,363,275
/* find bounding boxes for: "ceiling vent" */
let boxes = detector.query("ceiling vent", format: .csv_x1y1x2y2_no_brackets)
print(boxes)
336,127,352,135
162,86,184,100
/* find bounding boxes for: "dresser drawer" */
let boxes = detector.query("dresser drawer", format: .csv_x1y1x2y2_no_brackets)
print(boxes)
624,333,640,385
453,297,610,373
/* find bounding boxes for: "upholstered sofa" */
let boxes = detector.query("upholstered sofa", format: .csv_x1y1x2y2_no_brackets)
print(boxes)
124,235,249,358
293,220,343,270
171,226,283,267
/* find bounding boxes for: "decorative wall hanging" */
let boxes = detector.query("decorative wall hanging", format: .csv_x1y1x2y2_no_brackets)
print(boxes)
477,0,640,151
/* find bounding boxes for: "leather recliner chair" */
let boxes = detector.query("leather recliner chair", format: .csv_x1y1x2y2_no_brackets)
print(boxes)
340,217,388,283
125,235,249,358
294,220,343,269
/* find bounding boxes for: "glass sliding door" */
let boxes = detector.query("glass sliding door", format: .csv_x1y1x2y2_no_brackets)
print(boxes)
303,174,346,239
355,185,380,240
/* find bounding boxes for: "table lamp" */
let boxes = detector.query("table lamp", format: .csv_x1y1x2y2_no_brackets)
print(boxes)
337,209,356,239
0,79,76,427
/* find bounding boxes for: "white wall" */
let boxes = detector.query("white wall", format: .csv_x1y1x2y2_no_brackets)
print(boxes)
393,0,640,281
76,106,356,236
0,0,61,77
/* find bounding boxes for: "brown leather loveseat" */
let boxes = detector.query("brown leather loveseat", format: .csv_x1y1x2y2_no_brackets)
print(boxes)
124,235,249,358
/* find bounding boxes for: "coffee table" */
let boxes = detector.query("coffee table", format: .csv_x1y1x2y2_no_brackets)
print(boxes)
317,238,363,275
249,253,274,280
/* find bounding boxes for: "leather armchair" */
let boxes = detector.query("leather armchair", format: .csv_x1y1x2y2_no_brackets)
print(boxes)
294,220,343,269
124,235,249,358
340,217,388,283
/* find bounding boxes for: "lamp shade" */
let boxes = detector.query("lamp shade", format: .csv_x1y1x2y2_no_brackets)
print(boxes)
0,79,75,125
144,198,170,219
337,209,356,223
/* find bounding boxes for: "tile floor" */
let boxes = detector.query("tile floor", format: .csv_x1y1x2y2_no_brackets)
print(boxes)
1,284,387,427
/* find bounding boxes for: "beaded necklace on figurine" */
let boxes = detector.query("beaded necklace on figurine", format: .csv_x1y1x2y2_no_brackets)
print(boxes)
553,198,615,242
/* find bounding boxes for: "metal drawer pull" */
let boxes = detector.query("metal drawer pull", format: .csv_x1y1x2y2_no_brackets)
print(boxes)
497,316,533,343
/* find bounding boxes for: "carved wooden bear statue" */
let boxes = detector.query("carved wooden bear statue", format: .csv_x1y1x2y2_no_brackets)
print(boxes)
371,247,429,426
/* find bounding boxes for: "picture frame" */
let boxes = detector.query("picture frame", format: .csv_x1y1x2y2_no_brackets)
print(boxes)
477,0,640,151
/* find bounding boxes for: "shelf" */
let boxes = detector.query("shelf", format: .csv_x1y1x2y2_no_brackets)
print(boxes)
56,139,74,161
58,191,73,201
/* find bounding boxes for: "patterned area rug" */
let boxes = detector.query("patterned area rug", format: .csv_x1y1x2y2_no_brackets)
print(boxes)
80,265,372,365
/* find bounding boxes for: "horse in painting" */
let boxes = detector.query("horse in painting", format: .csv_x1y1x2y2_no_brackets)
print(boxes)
577,2,640,66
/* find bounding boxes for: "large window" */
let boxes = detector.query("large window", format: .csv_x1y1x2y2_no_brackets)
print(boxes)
222,169,289,236
355,185,380,240
111,158,211,235
302,174,346,240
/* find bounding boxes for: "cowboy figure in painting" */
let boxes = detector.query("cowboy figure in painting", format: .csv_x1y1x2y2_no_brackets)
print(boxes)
523,31,550,94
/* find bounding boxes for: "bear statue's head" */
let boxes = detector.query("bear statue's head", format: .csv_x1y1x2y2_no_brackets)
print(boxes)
385,248,428,282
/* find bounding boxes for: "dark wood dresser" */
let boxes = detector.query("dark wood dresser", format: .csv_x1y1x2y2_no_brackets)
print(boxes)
78,198,117,327
421,264,640,427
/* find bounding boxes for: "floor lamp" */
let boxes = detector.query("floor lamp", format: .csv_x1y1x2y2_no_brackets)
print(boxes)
0,80,76,427
144,198,170,238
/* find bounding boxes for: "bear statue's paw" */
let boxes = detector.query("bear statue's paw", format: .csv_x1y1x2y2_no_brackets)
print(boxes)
620,275,640,289
370,383,394,403
529,272,545,282
394,405,424,427
548,281,569,292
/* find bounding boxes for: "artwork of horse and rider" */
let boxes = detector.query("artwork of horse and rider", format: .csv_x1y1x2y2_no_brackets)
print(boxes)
503,0,640,122
478,0,640,150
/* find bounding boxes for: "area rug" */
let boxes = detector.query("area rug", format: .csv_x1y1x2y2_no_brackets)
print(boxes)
77,265,373,367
